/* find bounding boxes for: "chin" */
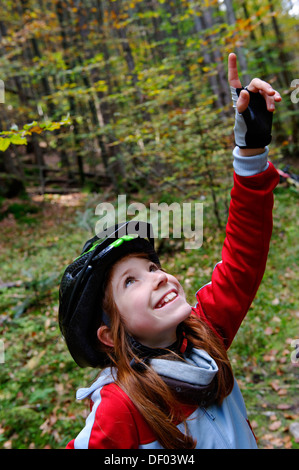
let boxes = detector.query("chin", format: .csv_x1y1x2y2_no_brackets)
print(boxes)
175,304,192,326
182,302,192,316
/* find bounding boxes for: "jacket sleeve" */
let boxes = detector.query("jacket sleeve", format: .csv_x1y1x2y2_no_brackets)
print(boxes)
66,383,156,449
193,160,279,349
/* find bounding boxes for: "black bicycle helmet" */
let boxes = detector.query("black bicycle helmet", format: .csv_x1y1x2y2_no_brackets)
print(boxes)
58,221,160,368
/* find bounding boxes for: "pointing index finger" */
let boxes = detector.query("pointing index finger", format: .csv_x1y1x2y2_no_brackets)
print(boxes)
228,53,242,89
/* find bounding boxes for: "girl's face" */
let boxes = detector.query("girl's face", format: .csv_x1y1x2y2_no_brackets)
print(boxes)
109,255,192,349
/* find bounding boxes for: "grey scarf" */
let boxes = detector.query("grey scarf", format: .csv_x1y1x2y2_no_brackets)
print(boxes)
150,348,219,407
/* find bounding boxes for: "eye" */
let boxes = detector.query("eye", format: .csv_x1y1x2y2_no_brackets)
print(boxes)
124,276,135,288
149,263,159,272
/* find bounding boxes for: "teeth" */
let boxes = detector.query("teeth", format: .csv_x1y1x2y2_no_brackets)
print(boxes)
156,291,177,308
164,292,176,303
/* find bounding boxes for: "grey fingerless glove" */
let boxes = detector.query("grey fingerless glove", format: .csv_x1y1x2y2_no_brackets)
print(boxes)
230,86,273,149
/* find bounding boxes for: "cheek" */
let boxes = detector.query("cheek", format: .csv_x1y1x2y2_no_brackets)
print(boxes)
117,293,149,326
120,311,154,342
169,275,186,298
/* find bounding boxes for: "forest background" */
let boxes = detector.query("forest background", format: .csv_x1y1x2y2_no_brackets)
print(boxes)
0,0,298,449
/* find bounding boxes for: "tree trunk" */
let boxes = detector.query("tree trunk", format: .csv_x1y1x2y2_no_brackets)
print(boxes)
0,19,25,197
267,0,298,147
224,0,250,85
192,5,226,111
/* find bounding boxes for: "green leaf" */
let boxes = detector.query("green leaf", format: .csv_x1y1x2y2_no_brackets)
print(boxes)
0,137,10,152
23,121,38,130
10,135,27,146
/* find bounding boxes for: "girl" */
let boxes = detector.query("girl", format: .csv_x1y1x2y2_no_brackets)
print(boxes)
58,54,281,449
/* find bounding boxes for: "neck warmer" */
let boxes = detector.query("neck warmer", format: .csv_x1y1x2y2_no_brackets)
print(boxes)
128,335,219,407
150,348,219,407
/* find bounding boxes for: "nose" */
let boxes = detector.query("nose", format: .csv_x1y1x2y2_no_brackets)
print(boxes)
151,270,168,289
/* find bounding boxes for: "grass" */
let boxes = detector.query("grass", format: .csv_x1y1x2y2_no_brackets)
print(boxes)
0,181,298,449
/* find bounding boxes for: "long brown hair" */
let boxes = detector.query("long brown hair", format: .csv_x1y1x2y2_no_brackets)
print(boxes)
99,254,234,449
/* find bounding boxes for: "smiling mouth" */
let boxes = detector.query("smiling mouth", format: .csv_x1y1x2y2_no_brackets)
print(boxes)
155,290,178,309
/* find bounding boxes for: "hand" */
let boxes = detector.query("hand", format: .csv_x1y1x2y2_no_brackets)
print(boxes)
228,53,282,152
228,53,281,113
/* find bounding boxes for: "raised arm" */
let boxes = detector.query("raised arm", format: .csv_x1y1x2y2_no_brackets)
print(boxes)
193,54,281,349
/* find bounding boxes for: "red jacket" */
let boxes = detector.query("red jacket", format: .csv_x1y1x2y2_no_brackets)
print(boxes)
66,162,279,449
194,162,279,348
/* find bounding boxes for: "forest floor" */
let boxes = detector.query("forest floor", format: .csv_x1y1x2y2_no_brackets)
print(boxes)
0,167,298,449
